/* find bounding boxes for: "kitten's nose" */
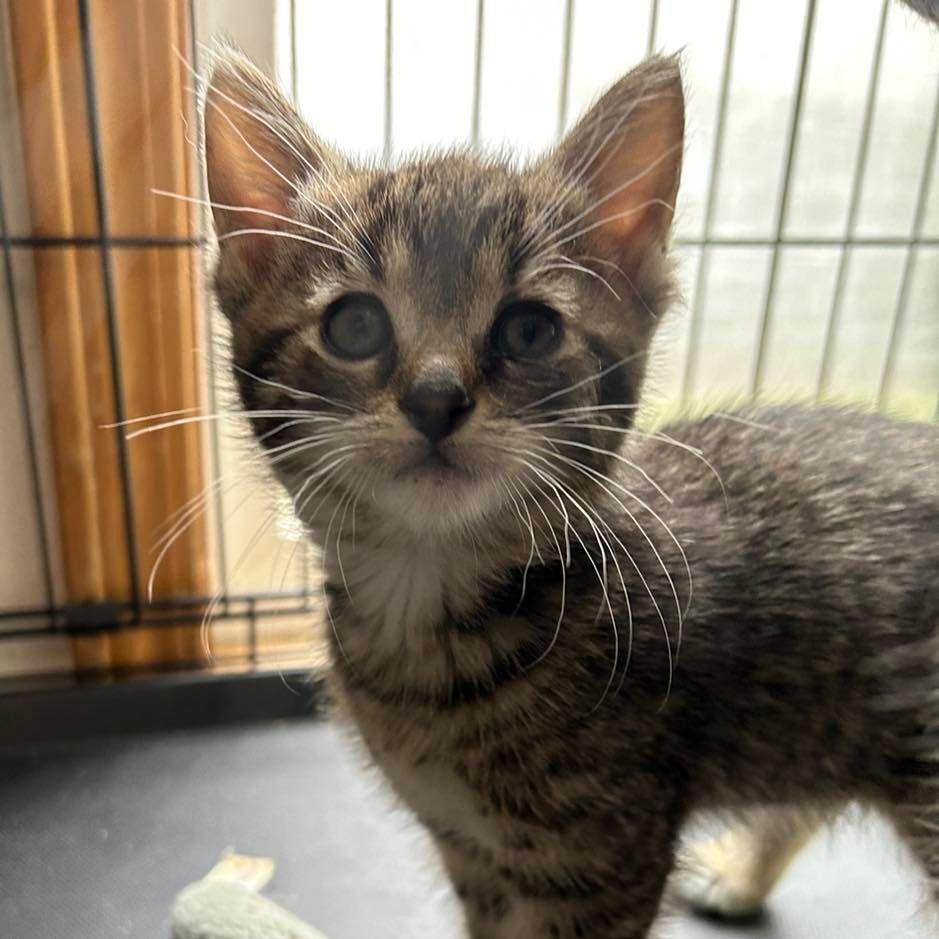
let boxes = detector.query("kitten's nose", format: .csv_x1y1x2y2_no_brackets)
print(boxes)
400,370,474,444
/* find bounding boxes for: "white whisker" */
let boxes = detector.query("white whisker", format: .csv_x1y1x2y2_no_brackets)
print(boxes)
544,420,728,504
519,460,622,711
539,435,673,504
551,196,675,253
231,363,359,412
712,411,776,431
123,408,335,440
152,188,353,251
529,138,682,257
535,446,688,699
522,451,651,703
183,44,376,263
501,479,536,609
519,86,667,256
515,353,646,414
522,253,621,301
525,402,642,424
103,406,200,429
514,473,568,668
216,226,363,264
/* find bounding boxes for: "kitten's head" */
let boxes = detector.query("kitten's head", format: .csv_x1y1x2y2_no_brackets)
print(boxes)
204,49,683,539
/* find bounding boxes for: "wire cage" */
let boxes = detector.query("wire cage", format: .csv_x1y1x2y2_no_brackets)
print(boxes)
0,0,936,696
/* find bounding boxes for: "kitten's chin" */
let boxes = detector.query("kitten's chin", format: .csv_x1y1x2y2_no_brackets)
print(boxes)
374,465,506,535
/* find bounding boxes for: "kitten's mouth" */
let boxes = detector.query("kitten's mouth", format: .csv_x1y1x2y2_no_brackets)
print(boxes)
396,444,470,481
375,440,504,531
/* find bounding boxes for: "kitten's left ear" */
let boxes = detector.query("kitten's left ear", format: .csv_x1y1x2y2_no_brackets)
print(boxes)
547,55,684,273
202,45,337,278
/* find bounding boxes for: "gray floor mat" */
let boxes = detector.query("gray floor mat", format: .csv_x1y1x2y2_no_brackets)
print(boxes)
0,719,930,938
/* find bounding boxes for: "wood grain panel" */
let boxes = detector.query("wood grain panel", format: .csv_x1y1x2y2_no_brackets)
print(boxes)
7,0,208,674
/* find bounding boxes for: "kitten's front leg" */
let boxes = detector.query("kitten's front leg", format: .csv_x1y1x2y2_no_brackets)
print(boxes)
440,836,674,938
439,846,515,937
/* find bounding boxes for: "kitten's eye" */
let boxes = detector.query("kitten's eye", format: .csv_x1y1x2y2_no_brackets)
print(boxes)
492,302,562,360
322,293,391,360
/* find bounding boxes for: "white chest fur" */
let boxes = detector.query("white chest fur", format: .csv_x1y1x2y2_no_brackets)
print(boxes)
324,532,489,654
337,541,446,635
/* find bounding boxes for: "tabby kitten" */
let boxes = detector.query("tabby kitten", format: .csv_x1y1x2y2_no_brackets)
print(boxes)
203,49,939,938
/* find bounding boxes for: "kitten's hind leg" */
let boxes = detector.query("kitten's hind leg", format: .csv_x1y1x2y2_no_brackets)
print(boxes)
672,807,823,919
881,629,939,909
890,786,939,906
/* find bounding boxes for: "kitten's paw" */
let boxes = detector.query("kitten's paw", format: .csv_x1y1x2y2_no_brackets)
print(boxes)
672,867,766,919
672,837,767,920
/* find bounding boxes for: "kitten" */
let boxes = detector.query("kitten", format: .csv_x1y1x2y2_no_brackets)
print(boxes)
203,48,939,938
902,0,939,25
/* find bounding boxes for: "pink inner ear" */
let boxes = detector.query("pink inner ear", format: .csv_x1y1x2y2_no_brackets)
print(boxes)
206,122,291,274
587,110,683,269
552,60,685,275
201,48,344,285
203,66,312,277
219,194,286,275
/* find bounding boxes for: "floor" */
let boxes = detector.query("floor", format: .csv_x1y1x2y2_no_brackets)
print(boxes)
0,719,931,939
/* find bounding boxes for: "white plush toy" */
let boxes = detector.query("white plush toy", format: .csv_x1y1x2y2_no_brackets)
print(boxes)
171,852,328,939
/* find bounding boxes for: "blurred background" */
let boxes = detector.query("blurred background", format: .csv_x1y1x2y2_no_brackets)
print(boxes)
0,3,936,938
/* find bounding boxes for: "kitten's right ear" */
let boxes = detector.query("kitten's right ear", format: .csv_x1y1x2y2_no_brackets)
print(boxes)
202,46,332,278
